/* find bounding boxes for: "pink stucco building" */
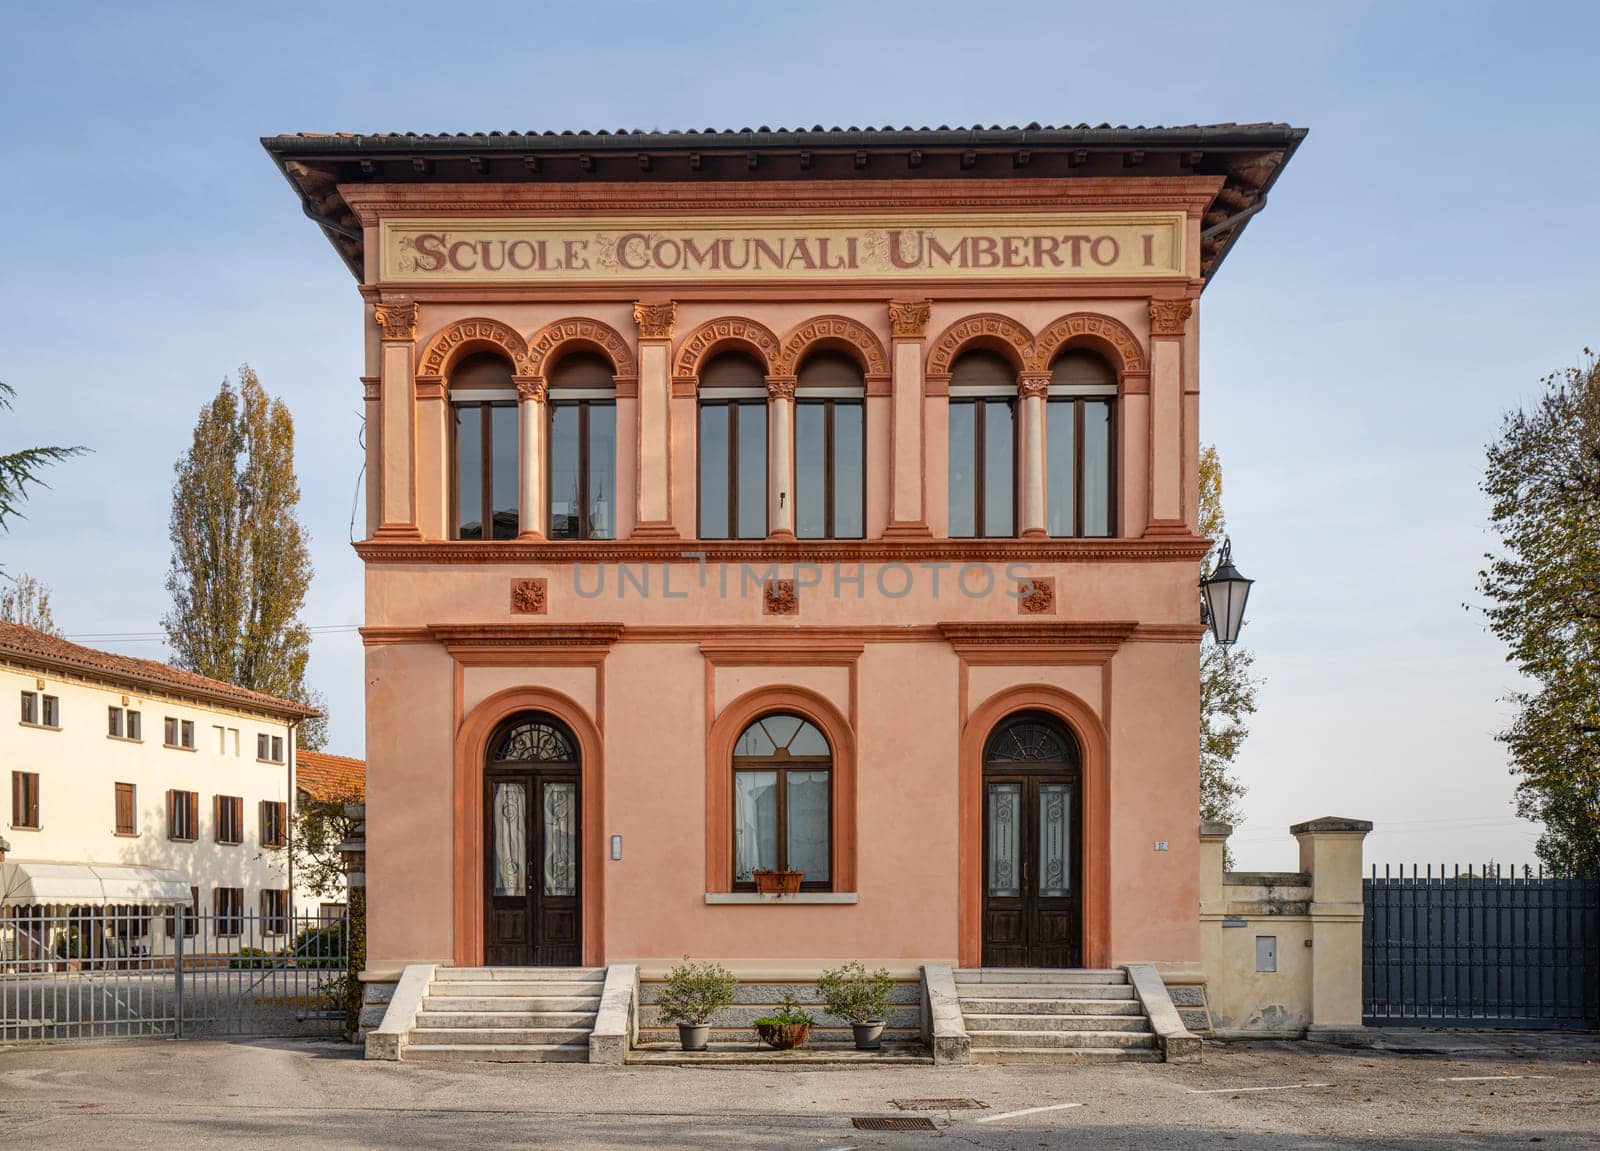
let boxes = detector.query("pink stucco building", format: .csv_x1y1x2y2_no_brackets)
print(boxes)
266,124,1302,993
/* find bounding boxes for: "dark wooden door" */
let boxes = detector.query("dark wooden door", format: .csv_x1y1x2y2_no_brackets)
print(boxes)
485,768,581,966
982,772,1082,967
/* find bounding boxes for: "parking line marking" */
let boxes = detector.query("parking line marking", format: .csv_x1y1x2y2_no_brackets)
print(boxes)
1187,1082,1335,1094
1437,1075,1554,1082
974,1102,1083,1123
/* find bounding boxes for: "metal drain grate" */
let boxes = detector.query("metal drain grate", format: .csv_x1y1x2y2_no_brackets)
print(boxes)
891,1098,987,1111
852,1117,938,1131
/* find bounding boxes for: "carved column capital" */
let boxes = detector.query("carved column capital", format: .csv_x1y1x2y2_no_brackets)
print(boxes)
1148,298,1194,336
632,301,676,340
888,299,932,339
1019,373,1051,399
373,300,419,341
766,376,796,400
515,376,547,403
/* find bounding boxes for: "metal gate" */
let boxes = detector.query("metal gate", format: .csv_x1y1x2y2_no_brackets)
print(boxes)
1364,865,1600,1029
1,907,348,1041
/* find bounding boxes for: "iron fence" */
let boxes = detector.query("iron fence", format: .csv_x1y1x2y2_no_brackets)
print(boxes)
1364,864,1600,1029
1,907,348,1041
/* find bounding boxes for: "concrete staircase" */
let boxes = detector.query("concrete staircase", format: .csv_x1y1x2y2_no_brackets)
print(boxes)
404,967,605,1063
954,969,1162,1064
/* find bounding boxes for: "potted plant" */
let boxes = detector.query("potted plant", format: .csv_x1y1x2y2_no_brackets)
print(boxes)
752,869,804,894
753,992,813,1050
656,957,736,1052
818,962,895,1050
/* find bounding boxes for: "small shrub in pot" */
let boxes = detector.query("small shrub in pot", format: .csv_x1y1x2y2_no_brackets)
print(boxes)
753,993,813,1050
656,957,737,1051
817,961,895,1050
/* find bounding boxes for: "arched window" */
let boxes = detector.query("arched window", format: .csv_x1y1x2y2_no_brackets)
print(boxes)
491,718,578,763
547,353,616,540
1046,350,1116,538
947,351,1016,538
698,353,768,539
450,351,519,540
732,713,831,889
795,351,865,539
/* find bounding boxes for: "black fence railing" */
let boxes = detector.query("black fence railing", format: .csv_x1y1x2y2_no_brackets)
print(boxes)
1363,864,1600,1030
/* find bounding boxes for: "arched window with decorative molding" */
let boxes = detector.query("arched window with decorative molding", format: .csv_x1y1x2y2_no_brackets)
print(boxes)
547,353,616,540
1046,350,1117,537
450,351,519,540
732,713,832,890
947,350,1017,538
794,351,865,539
697,352,768,539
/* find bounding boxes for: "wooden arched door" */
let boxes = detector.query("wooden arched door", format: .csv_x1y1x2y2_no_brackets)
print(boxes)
981,714,1083,967
483,715,581,966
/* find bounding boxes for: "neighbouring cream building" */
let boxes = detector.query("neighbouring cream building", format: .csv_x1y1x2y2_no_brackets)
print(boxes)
264,123,1361,1060
0,623,322,956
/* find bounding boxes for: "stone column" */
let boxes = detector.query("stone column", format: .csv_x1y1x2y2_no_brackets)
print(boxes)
372,301,421,540
884,300,932,536
632,302,678,539
1293,816,1373,1038
1145,298,1193,537
515,377,546,539
768,376,796,539
1019,372,1049,538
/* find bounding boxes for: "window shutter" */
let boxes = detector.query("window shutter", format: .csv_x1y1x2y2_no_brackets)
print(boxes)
188,791,198,838
166,789,175,837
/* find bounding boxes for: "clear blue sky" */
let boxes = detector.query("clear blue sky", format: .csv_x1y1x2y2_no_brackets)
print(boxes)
2,1,1596,868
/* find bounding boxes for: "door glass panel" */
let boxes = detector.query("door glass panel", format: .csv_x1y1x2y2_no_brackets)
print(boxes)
987,782,1021,897
542,781,577,897
491,780,527,897
733,770,778,881
786,770,830,883
1039,782,1071,897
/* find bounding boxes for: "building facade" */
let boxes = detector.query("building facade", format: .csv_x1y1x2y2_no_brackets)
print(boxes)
0,623,320,953
266,124,1303,981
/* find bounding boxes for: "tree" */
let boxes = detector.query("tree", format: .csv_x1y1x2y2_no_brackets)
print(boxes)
1479,350,1600,876
0,380,86,539
163,366,327,748
0,572,62,635
290,788,363,899
1198,445,1260,844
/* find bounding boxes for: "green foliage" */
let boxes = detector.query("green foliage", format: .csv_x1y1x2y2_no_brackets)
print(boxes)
289,791,362,900
53,928,85,959
0,571,61,635
345,887,367,1040
1198,445,1259,853
162,366,325,746
229,946,277,970
1479,350,1600,876
656,957,737,1026
752,993,812,1028
816,961,894,1024
0,380,87,541
290,920,345,968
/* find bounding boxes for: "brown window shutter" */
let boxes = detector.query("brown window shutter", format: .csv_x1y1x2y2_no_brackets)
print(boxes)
188,792,198,838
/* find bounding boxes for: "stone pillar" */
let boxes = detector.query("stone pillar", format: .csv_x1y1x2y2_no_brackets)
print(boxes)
1019,372,1049,538
1144,297,1193,538
632,302,678,539
1293,816,1373,1038
884,300,932,536
515,377,546,539
372,300,422,540
768,376,796,538
1198,820,1230,915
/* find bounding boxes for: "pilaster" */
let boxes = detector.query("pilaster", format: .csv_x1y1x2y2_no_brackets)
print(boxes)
1144,297,1193,539
372,300,422,540
1293,816,1374,1035
631,301,679,540
884,299,932,537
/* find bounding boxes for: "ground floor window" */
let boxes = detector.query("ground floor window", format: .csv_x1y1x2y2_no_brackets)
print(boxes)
732,714,832,889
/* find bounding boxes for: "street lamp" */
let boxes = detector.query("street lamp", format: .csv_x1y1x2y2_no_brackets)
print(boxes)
1201,537,1253,647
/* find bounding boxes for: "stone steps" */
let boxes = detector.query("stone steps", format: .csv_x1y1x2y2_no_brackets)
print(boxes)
955,968,1160,1065
406,966,605,1064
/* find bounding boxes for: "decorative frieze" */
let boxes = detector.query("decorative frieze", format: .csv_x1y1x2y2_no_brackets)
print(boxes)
510,578,548,615
418,317,528,377
673,316,781,378
775,315,889,376
1017,577,1056,615
525,316,637,378
926,313,1032,377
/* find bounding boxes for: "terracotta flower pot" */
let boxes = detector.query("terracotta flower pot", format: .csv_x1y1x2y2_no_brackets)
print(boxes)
752,869,804,894
755,1021,811,1050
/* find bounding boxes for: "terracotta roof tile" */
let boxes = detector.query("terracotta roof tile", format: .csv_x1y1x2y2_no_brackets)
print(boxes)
0,622,319,718
295,750,366,801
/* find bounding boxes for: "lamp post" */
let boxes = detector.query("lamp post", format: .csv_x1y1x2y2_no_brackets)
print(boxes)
1202,537,1254,647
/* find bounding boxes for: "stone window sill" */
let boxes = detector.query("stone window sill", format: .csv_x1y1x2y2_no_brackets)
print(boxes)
704,892,859,905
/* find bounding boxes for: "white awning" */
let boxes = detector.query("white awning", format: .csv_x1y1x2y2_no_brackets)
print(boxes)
0,862,191,908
